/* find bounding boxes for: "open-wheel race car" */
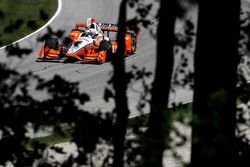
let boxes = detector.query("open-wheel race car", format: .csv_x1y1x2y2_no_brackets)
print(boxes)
37,18,138,64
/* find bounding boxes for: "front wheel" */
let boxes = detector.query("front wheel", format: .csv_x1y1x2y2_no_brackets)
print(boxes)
43,38,60,59
44,38,59,50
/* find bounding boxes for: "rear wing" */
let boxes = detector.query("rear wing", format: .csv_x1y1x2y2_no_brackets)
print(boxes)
97,23,119,32
75,22,119,31
75,22,138,35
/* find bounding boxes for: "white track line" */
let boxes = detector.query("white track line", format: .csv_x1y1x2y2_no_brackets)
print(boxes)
0,0,62,50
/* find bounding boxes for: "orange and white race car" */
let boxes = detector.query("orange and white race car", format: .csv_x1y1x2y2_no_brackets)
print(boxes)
37,18,138,64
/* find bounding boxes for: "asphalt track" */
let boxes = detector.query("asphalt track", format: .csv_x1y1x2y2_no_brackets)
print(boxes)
0,0,194,117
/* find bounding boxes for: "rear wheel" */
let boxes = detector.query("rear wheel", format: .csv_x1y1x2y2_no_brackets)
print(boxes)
127,32,136,54
99,40,112,62
131,35,136,53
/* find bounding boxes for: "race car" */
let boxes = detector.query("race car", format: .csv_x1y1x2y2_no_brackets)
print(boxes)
37,18,138,64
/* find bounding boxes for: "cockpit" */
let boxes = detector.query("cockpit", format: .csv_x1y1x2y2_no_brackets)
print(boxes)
81,31,94,37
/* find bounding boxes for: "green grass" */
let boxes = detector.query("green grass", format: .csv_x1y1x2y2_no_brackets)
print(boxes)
31,132,72,146
128,103,192,127
0,0,57,47
26,131,72,150
30,103,192,146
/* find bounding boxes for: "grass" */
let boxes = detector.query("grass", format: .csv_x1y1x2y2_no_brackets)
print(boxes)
26,131,72,150
0,0,57,47
128,103,192,127
30,103,192,146
31,132,72,146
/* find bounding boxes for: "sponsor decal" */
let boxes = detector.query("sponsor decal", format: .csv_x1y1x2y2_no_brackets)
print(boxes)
98,23,118,28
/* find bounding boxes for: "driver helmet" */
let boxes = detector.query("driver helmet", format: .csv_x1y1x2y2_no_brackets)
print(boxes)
85,29,98,37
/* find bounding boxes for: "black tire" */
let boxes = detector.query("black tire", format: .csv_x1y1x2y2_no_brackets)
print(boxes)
127,32,136,54
99,40,111,51
44,38,59,50
131,36,136,53
99,40,112,62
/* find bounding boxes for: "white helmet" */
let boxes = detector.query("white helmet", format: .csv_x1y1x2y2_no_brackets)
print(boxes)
85,28,98,37
90,28,98,36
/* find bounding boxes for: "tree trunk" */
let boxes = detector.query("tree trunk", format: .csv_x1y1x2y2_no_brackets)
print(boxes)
191,0,240,166
112,0,129,167
143,0,178,166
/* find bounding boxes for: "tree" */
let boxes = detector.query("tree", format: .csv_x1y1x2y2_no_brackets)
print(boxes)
191,0,240,166
142,0,179,166
111,0,130,166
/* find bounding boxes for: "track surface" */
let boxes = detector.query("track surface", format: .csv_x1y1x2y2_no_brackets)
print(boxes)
0,0,193,117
